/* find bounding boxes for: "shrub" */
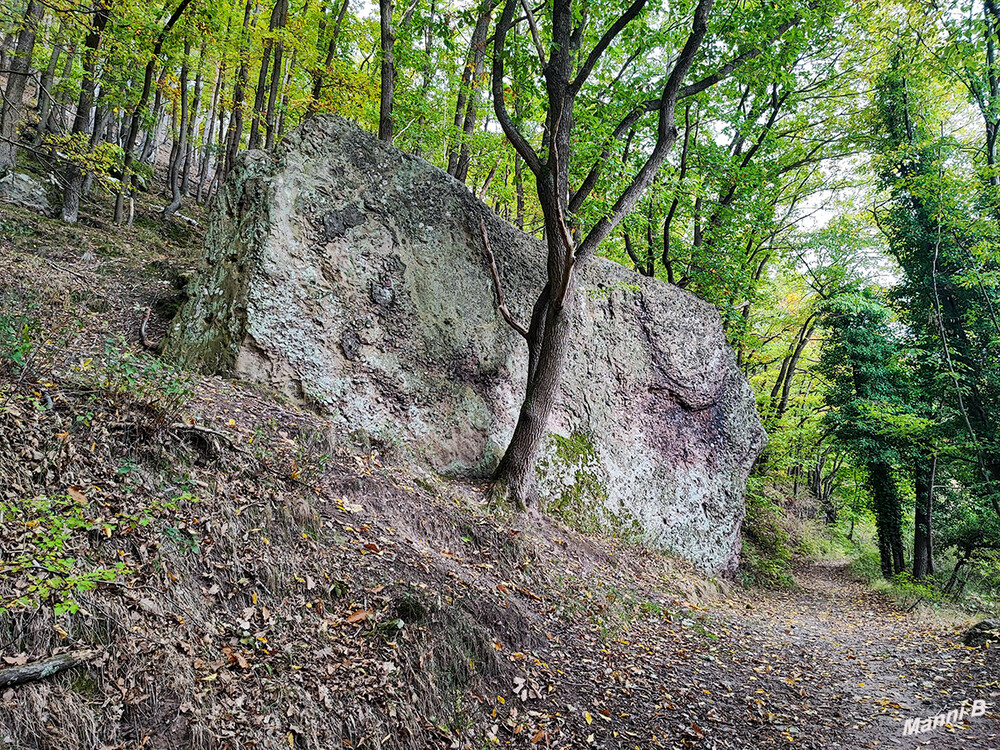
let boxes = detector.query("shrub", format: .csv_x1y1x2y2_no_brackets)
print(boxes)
740,479,794,587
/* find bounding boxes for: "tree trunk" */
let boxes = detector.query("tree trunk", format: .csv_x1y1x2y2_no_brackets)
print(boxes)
164,45,190,220
492,275,574,507
307,0,349,116
248,0,284,150
138,71,167,168
808,449,840,525
447,1,492,179
180,40,205,195
378,0,395,142
248,50,272,150
514,153,524,229
0,0,44,175
413,0,435,158
34,25,63,146
274,47,295,143
867,462,906,578
113,0,194,224
223,0,255,179
912,454,935,579
62,0,109,224
47,50,75,134
196,63,224,203
82,103,111,198
263,35,285,149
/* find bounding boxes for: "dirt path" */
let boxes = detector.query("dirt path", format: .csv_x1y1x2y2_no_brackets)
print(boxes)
699,561,1000,749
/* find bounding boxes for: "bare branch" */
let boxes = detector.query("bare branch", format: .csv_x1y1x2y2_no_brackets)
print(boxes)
519,0,547,67
480,216,529,339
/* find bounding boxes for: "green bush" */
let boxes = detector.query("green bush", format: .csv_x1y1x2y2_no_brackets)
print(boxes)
0,493,129,614
72,337,193,415
740,480,794,587
0,491,189,614
849,547,882,583
0,313,36,373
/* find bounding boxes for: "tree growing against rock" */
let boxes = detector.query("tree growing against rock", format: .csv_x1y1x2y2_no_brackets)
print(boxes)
487,0,835,506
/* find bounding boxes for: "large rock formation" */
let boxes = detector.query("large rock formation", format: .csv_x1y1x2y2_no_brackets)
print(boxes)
164,116,765,575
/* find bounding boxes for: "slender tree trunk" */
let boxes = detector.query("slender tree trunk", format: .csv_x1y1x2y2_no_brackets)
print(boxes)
223,0,255,179
139,70,168,168
943,547,971,595
197,64,223,203
378,0,396,142
248,26,274,147
181,39,205,195
274,48,294,143
248,0,288,150
113,0,194,224
447,1,492,178
264,34,285,148
0,0,44,175
164,44,190,220
413,0,435,158
33,26,63,146
62,0,109,223
82,100,110,197
514,153,524,229
307,0,348,116
47,51,75,134
913,454,935,579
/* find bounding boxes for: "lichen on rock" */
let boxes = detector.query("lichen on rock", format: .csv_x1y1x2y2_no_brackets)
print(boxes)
164,115,766,575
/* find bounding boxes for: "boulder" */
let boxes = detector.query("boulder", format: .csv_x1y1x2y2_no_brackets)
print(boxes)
963,620,1000,647
164,115,766,575
0,171,51,213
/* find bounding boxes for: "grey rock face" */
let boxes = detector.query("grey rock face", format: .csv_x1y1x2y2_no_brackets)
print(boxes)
0,171,52,213
164,115,766,575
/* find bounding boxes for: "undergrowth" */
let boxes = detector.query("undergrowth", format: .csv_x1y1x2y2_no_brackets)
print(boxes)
739,479,794,587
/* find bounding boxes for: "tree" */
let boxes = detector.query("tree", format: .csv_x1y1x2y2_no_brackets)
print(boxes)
872,52,1000,522
0,0,43,175
61,0,111,224
818,291,914,577
248,0,289,150
378,0,419,142
446,0,496,182
112,0,195,224
487,0,829,505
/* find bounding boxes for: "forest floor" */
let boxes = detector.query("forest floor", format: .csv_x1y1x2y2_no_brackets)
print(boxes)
709,562,1000,749
0,197,998,750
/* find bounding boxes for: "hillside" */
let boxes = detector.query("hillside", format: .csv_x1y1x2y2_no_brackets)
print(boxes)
1,197,998,749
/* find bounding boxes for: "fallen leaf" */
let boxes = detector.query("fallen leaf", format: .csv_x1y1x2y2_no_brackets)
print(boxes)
346,609,371,624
